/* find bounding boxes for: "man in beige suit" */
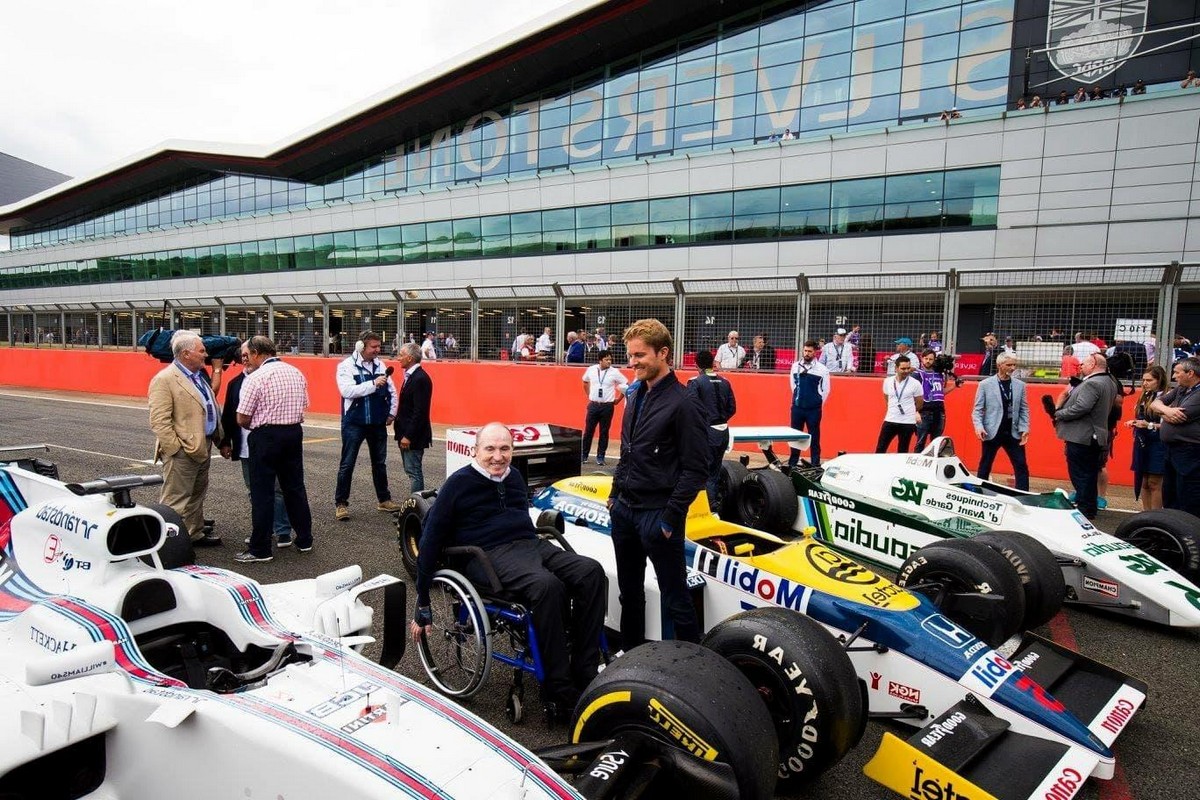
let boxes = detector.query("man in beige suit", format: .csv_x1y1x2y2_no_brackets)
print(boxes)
149,331,223,547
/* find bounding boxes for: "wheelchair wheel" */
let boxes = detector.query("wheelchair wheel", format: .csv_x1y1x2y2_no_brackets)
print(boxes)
506,685,524,724
417,569,493,698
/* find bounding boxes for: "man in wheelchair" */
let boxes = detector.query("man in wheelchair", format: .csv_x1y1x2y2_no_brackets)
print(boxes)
409,422,607,715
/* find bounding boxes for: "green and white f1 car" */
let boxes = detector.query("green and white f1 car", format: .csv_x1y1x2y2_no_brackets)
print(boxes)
723,434,1200,630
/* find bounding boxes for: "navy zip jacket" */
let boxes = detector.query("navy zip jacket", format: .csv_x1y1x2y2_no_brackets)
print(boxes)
612,370,709,531
415,465,536,606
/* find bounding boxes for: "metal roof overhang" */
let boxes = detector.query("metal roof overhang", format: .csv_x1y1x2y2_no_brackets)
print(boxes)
0,0,743,233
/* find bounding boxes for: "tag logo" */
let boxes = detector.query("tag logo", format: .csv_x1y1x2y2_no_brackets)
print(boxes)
1047,0,1147,83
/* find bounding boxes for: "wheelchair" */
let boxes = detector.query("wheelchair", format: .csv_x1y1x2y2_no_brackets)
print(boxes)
415,525,595,723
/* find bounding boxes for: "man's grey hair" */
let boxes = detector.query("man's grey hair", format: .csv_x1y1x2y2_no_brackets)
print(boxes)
170,331,202,358
1178,356,1200,375
997,353,1019,367
400,342,422,362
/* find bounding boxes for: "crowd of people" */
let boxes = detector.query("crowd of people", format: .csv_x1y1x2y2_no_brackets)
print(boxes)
147,314,1199,719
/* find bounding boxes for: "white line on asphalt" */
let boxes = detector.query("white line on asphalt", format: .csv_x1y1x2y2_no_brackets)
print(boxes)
0,390,147,410
47,443,154,464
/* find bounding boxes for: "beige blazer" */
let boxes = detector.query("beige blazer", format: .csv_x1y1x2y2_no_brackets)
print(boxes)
149,364,222,463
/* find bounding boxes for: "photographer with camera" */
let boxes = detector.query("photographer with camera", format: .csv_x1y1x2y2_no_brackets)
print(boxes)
914,349,960,451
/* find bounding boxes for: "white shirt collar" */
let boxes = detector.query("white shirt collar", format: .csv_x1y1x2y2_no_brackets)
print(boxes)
469,460,511,482
405,363,420,377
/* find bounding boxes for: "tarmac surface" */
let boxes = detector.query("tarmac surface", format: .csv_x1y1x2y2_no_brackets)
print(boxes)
1,386,1196,800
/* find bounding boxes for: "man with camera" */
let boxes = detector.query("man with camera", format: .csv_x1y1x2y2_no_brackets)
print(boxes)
914,348,960,451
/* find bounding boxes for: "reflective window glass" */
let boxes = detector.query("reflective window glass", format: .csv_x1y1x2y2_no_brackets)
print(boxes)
691,192,733,219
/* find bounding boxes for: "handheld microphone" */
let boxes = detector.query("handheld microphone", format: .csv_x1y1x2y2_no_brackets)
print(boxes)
385,366,394,377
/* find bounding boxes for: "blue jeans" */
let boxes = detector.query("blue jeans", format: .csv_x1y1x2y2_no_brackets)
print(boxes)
610,500,699,649
401,446,426,493
335,421,391,505
240,459,291,537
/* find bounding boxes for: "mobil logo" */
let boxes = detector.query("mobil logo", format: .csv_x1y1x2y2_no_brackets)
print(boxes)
723,561,807,611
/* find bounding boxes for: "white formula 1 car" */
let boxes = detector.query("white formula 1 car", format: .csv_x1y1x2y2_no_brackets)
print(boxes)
400,461,1149,800
0,448,788,800
719,434,1200,630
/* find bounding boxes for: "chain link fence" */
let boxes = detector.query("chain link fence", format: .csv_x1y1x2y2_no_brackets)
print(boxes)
7,263,1199,378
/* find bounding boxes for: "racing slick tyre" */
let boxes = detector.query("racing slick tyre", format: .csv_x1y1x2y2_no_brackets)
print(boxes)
145,502,195,569
737,469,799,536
972,530,1066,630
416,569,493,698
397,493,434,579
572,640,778,800
897,539,1026,647
716,460,749,521
1114,509,1200,584
701,607,865,786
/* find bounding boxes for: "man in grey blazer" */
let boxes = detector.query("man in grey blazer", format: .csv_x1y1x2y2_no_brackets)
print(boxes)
972,353,1030,489
1054,353,1119,519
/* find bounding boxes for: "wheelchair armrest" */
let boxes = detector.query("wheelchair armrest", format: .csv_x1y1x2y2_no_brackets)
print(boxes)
442,545,505,594
537,525,576,554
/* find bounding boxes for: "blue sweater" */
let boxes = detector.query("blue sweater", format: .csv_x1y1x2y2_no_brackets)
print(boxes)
415,465,536,605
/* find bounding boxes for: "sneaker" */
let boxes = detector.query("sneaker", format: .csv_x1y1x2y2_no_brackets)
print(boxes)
297,543,313,553
277,536,293,548
234,551,273,564
596,458,606,466
335,505,350,522
581,457,590,465
1068,491,1078,503
376,499,404,513
1097,497,1108,510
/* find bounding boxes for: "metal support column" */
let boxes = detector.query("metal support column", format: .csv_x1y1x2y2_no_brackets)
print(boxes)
318,293,330,357
795,275,809,349
672,278,686,368
95,310,103,349
553,283,566,364
466,286,480,362
1156,261,1183,368
943,269,960,356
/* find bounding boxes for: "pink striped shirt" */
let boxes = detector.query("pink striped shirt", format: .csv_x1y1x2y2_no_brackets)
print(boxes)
237,358,308,427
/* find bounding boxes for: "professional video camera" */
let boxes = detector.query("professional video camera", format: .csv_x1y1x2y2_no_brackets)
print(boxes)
931,352,963,387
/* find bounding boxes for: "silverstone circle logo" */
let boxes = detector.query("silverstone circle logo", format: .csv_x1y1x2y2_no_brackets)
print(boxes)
1047,0,1147,83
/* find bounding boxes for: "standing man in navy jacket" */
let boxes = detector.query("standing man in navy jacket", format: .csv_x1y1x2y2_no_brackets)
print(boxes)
788,340,830,468
394,342,434,493
608,319,708,649
334,331,401,521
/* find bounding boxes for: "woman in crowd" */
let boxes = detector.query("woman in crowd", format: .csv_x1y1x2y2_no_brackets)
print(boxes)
1126,365,1169,510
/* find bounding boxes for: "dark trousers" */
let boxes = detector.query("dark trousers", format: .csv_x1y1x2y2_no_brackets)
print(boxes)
247,424,313,555
1065,440,1104,519
334,420,391,505
469,538,606,703
1164,442,1200,517
610,500,699,649
876,421,916,453
914,403,946,451
789,405,823,466
977,432,1030,490
582,401,616,461
705,442,725,508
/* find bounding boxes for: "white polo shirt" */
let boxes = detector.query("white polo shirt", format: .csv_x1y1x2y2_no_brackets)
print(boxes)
883,375,924,424
583,364,629,403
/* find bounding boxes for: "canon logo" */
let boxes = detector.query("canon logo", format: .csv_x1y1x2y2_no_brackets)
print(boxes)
1043,767,1082,800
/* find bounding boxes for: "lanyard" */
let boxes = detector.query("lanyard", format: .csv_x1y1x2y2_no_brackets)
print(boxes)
894,377,909,414
596,367,610,399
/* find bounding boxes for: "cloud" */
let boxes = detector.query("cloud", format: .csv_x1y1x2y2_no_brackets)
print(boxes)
0,0,565,178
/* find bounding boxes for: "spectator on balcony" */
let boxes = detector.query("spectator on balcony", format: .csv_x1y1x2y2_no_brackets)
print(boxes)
781,128,795,141
1089,85,1107,100
715,331,746,370
820,328,857,373
1055,90,1070,105
1073,87,1088,103
1030,95,1044,108
1181,70,1199,89
1112,84,1128,98
886,338,920,375
1015,96,1027,110
1132,79,1147,95
746,333,777,371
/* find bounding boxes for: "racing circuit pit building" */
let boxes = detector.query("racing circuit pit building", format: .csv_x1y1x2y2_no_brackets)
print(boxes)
3,0,1200,363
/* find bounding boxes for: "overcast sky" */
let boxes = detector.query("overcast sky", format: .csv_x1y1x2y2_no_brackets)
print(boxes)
1,0,569,180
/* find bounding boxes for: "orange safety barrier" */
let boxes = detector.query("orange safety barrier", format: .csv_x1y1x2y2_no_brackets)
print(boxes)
0,348,1134,485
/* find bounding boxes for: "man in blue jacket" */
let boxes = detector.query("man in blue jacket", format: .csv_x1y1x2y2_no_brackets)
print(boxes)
608,319,708,649
973,352,1031,489
334,331,400,521
410,422,606,715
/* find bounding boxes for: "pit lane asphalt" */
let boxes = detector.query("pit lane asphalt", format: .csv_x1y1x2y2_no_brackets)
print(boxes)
2,388,1196,800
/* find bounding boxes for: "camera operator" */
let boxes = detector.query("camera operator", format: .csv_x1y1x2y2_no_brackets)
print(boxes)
914,349,960,451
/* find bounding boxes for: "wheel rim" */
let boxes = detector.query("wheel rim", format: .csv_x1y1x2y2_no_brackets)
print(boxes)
742,483,767,523
726,655,796,746
1122,526,1187,571
418,576,491,696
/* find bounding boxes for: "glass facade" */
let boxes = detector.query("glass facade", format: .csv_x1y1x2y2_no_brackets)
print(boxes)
9,0,1013,250
0,166,999,290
